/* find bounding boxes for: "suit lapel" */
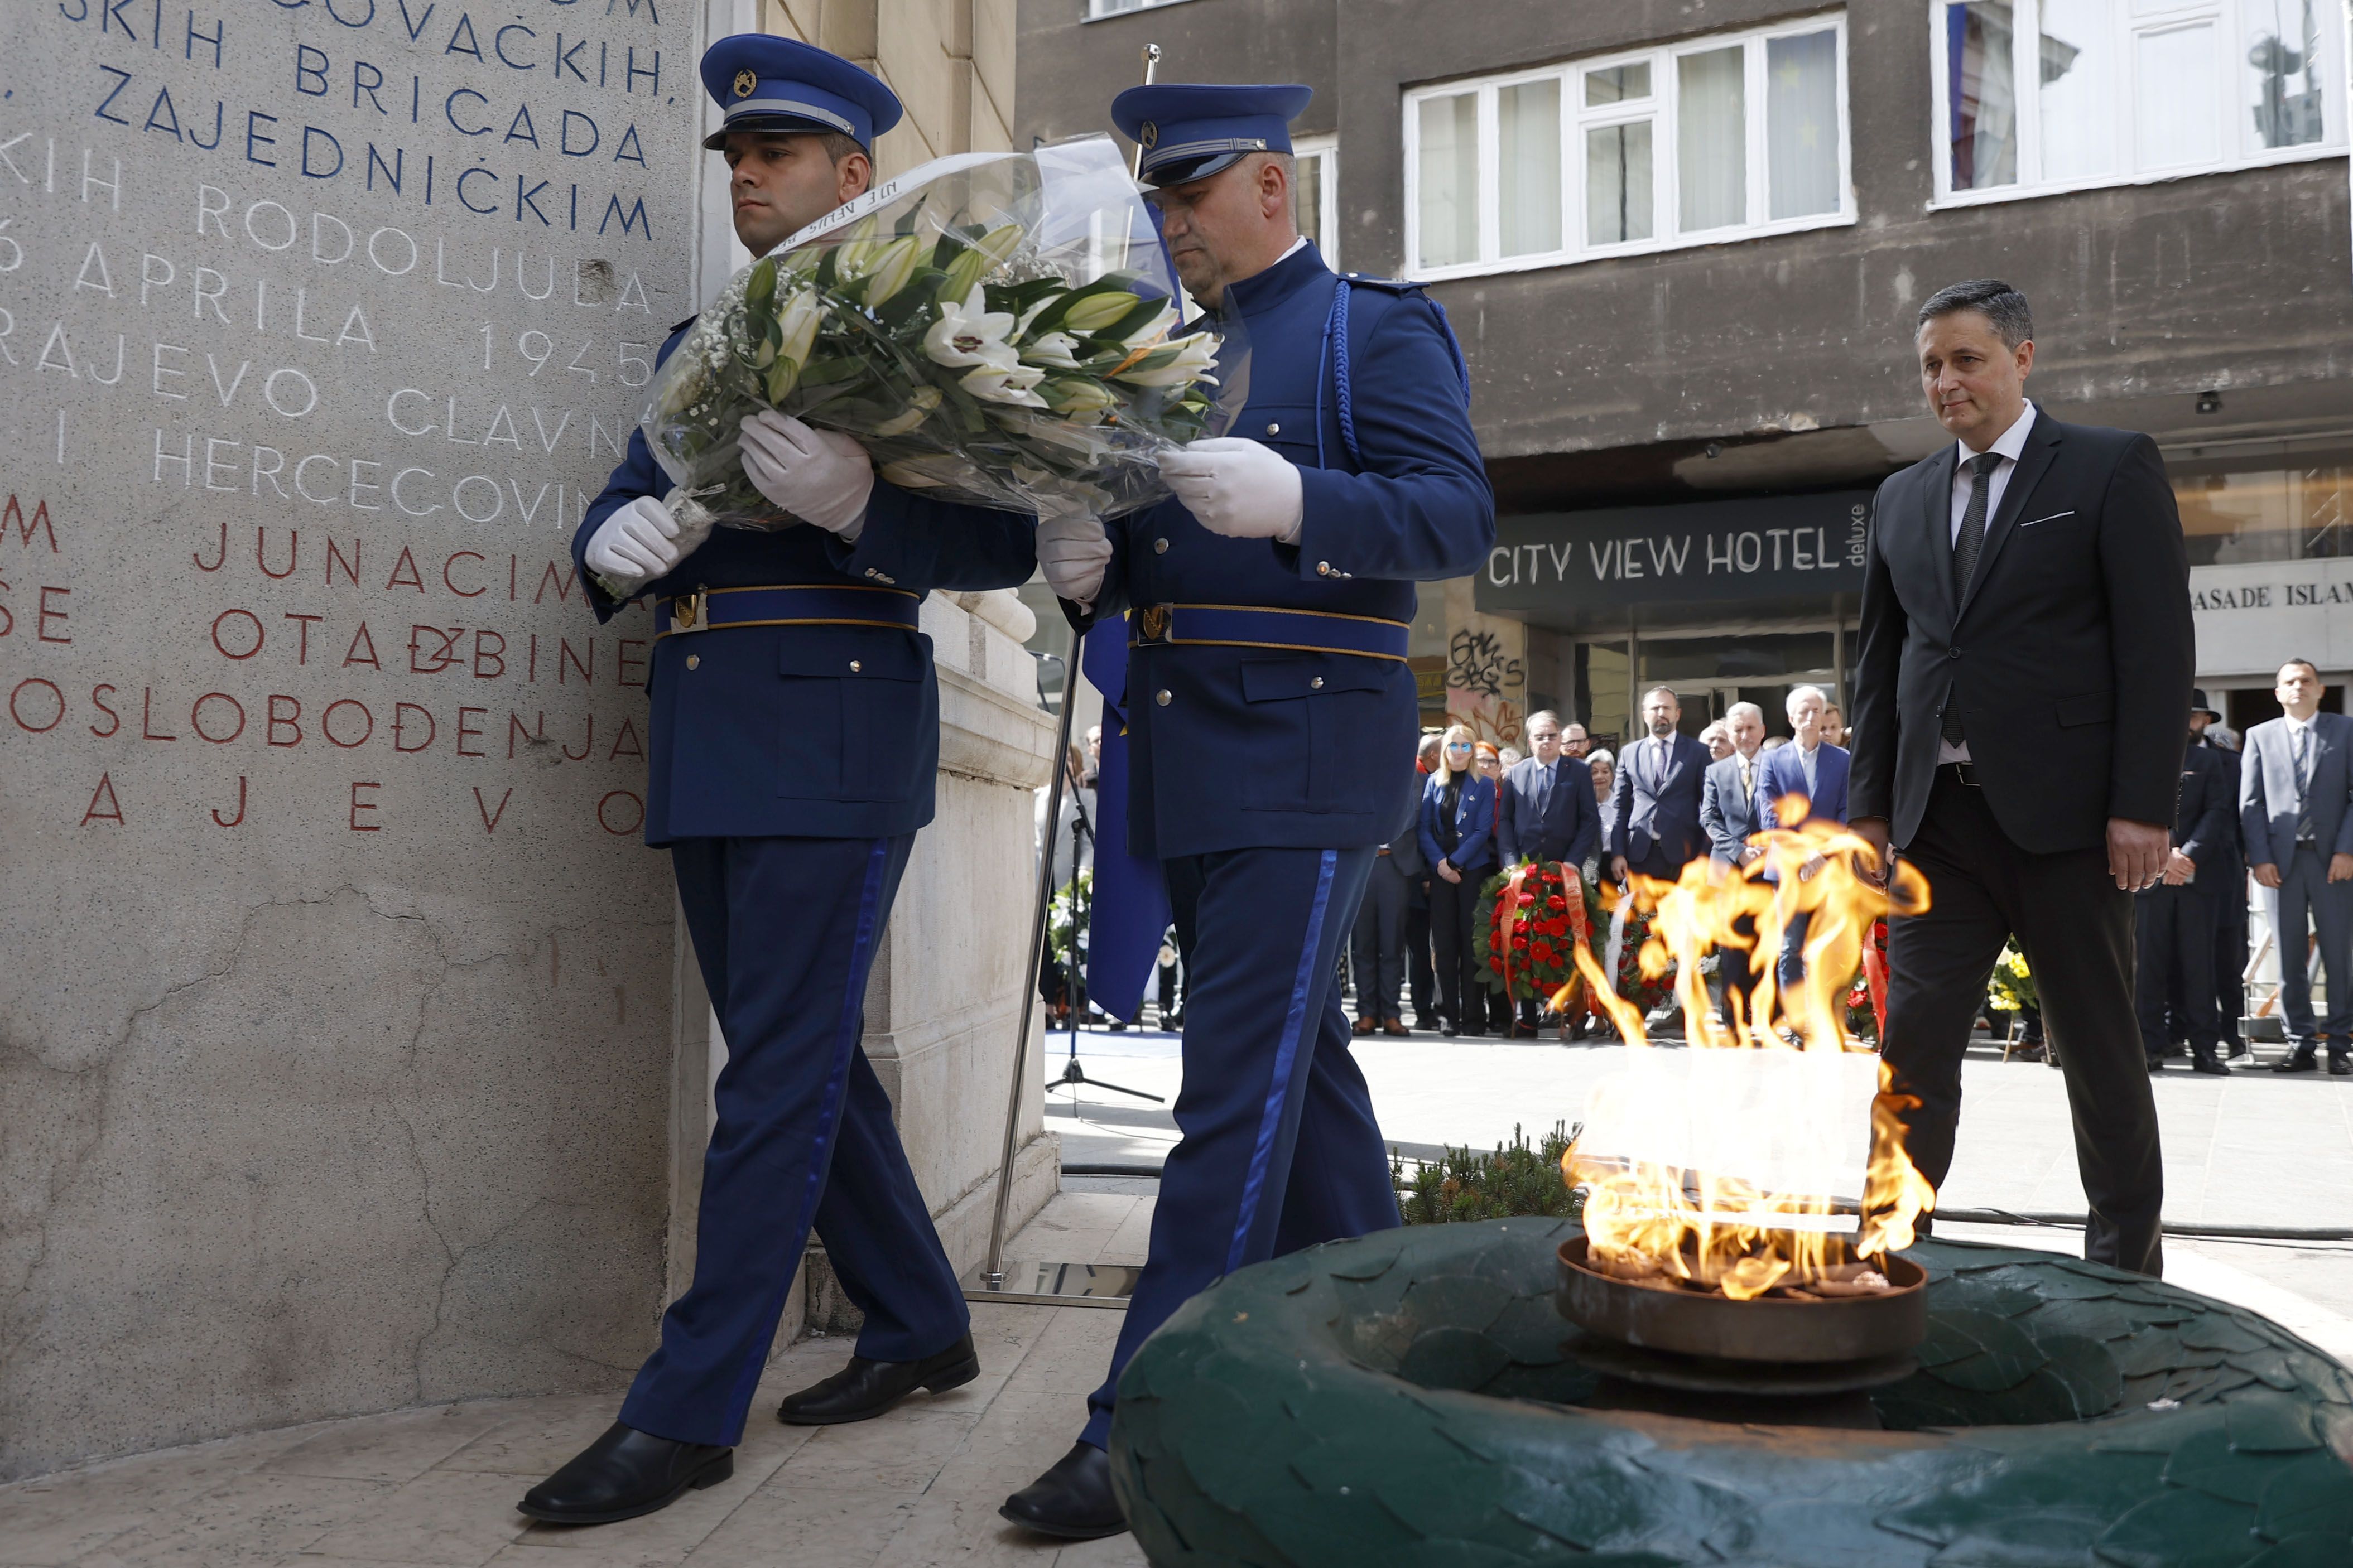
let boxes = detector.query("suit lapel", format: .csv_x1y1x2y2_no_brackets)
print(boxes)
1922,445,1959,631
1957,416,2062,624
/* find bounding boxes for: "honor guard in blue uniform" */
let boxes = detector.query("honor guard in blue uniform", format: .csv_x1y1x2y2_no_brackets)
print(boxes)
1000,83,1495,1540
519,36,1037,1527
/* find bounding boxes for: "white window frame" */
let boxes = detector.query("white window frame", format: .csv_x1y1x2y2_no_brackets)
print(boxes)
1928,0,2347,209
1292,133,1340,268
1083,0,1197,20
1401,11,1855,282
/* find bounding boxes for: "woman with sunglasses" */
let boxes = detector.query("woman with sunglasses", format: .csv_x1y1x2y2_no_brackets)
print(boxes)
1418,725,1501,1038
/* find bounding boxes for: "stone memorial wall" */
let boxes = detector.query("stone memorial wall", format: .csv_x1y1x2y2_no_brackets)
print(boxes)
1,0,715,1479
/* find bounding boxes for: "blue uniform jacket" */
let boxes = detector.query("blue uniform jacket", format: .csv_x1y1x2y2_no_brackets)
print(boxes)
1082,243,1493,860
574,320,1037,846
1418,771,1499,876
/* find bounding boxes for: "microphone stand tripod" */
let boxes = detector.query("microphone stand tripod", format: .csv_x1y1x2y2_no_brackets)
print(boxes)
1055,793,1163,1104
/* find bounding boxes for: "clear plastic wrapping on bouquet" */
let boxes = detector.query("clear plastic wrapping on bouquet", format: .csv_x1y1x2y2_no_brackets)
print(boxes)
641,135,1219,530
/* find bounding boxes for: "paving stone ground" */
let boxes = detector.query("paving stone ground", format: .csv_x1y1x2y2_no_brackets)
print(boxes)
0,1190,1157,1568
13,1029,2353,1566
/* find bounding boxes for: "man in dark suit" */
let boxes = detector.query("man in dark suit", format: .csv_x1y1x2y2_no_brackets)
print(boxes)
1850,279,2192,1279
2240,659,2353,1074
1352,812,1424,1037
2137,716,2237,1075
1700,701,1769,1029
1609,686,1711,885
2190,698,2249,1053
1499,710,1600,1037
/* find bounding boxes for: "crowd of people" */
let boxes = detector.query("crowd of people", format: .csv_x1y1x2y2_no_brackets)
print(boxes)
1332,685,1858,1039
1318,655,2348,1083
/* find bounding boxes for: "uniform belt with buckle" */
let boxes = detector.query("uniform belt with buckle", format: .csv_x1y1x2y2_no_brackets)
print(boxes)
1129,603,1409,662
1943,761,1980,787
656,583,921,640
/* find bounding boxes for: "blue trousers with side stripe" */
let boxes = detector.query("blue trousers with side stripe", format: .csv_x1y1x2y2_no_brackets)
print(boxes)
1081,844,1399,1449
619,833,970,1448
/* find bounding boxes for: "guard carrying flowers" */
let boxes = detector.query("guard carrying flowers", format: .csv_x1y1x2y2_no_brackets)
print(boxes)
1002,80,1497,1540
518,35,1040,1526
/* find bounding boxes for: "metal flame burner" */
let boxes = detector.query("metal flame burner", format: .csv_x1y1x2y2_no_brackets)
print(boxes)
1555,1235,1929,1429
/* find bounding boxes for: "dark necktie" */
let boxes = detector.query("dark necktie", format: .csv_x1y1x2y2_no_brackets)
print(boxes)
1943,451,2002,745
2294,725,2315,843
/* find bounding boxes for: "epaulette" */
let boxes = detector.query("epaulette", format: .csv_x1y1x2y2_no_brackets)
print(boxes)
1337,273,1422,295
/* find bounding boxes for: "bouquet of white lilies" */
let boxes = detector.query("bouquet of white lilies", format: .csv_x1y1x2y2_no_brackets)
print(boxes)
642,137,1220,530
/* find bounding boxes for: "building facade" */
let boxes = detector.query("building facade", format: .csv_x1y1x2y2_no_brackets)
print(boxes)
1018,0,2353,747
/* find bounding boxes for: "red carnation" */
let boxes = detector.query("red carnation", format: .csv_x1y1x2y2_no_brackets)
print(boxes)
1489,957,1505,973
1548,896,1568,911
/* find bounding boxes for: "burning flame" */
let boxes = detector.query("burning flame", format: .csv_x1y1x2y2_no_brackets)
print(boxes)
1562,796,1935,1300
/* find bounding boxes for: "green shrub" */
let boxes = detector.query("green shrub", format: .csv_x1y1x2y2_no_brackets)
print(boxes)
1394,1122,1585,1224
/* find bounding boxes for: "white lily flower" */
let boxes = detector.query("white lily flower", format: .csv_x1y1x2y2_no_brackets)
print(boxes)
961,358,1050,407
859,235,925,307
1041,378,1118,418
971,223,1026,270
1021,332,1084,370
924,286,1019,369
1063,290,1146,335
1113,331,1219,388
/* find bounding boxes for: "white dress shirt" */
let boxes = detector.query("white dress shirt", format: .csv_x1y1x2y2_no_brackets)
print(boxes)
1937,400,2038,764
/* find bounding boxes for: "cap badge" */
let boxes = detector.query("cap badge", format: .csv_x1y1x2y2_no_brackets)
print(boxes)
733,69,758,99
1139,121,1158,149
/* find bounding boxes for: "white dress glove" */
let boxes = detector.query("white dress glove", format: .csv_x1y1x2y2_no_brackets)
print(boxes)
739,411,875,539
1037,512,1113,609
584,495,708,595
1158,436,1305,543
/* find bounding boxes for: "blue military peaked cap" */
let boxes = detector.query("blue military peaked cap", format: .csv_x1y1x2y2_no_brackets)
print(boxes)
1111,82,1314,186
700,34,903,151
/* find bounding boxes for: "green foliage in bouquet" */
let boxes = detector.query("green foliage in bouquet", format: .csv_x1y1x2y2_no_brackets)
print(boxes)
1393,1123,1583,1225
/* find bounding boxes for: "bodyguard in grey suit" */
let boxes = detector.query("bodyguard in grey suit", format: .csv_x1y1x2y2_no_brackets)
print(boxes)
2239,659,2353,1072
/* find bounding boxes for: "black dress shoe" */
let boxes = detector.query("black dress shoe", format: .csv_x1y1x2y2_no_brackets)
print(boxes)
1440,1024,1459,1038
1002,1441,1127,1540
2191,1053,2231,1076
518,1422,732,1526
778,1333,979,1426
2275,1049,2320,1074
2332,1055,2351,1078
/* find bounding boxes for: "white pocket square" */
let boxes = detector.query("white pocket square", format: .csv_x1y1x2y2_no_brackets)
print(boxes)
2019,510,2075,528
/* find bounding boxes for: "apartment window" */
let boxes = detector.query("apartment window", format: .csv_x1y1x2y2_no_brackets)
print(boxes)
1934,0,2344,204
1403,14,1852,280
1292,136,1339,267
